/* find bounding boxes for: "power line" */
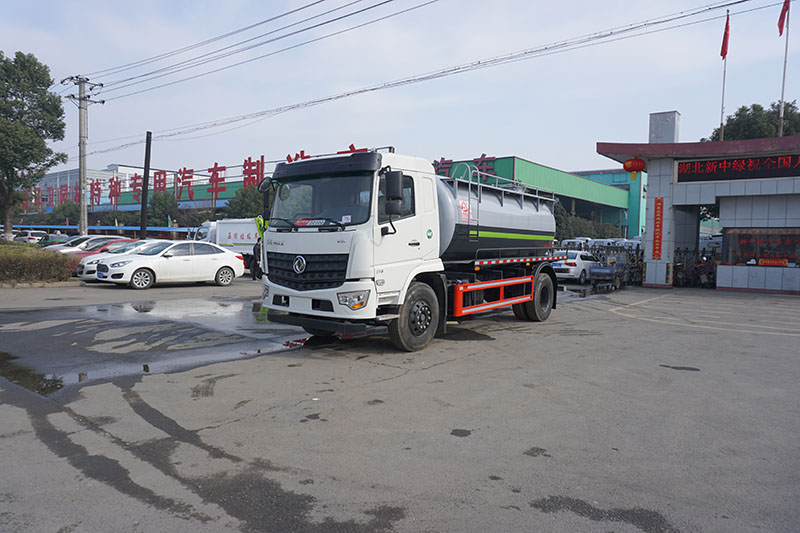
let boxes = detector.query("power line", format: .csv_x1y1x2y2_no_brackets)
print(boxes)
82,0,328,78
102,0,436,102
99,0,369,89
73,0,771,160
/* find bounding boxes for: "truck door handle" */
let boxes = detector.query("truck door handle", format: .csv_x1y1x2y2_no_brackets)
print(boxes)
408,241,420,247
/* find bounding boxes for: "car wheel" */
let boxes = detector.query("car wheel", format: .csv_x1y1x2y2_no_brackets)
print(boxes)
389,282,439,352
215,266,235,286
129,268,154,290
578,270,586,284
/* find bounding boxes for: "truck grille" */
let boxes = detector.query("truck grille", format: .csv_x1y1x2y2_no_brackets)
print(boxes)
97,264,109,273
267,252,348,291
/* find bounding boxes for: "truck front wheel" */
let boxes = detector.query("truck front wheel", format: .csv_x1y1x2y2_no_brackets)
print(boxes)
389,282,439,352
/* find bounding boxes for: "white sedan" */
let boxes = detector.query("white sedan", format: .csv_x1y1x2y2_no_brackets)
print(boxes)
95,240,245,289
76,239,160,281
552,250,601,284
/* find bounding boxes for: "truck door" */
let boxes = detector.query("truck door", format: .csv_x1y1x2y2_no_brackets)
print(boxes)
374,173,421,294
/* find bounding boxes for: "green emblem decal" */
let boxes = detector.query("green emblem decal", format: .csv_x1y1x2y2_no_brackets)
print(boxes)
426,229,433,239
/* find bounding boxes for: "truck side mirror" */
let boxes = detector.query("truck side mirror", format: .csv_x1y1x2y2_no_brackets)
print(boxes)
384,170,403,217
385,171,403,200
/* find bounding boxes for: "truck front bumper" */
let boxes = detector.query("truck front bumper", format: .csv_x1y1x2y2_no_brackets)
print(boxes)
267,311,386,335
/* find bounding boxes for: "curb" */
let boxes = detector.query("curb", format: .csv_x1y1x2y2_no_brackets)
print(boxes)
0,280,83,289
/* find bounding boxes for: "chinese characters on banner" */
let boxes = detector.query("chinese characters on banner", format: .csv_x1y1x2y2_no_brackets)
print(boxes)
153,170,168,193
652,197,664,260
207,163,227,208
433,154,497,182
677,154,800,182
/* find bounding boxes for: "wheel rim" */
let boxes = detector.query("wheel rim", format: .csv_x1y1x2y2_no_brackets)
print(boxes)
219,269,233,284
540,283,552,312
132,271,150,288
409,299,433,337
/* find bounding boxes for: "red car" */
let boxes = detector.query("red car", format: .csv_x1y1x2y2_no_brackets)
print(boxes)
73,239,137,260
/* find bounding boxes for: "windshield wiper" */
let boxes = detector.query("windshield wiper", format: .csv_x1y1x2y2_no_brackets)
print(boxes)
317,218,345,231
270,218,299,231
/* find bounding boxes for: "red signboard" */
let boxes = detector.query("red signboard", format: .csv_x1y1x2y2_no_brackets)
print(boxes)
677,154,800,182
652,197,664,260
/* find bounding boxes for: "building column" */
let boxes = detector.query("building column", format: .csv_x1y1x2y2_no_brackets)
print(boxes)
643,111,680,288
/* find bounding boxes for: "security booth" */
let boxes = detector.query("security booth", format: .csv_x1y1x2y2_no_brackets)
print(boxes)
598,111,800,294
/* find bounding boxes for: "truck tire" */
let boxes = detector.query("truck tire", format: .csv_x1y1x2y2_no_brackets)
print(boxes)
524,273,553,322
389,282,439,352
512,302,530,320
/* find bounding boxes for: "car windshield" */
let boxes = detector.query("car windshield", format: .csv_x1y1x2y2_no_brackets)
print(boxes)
137,242,173,255
64,236,90,247
85,239,115,252
270,173,373,229
567,251,579,260
106,241,138,253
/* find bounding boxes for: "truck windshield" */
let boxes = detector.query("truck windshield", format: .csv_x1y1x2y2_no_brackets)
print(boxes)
270,174,372,229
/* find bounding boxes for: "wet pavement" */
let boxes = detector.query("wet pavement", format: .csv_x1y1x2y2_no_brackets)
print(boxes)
1,285,798,532
0,297,308,393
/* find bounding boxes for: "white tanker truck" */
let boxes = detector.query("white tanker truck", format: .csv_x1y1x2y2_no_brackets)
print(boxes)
258,147,564,351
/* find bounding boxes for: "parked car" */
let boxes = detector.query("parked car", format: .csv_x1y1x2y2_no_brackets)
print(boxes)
552,250,601,284
96,240,245,289
13,230,49,244
76,239,159,281
43,235,94,252
41,233,71,246
57,235,120,254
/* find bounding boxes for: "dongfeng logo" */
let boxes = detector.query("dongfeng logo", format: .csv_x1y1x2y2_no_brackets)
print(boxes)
292,255,307,274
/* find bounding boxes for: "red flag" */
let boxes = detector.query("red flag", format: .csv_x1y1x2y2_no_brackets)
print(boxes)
778,0,790,36
721,13,730,60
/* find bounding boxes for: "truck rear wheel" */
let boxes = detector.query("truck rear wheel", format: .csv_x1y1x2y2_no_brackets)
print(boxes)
512,302,530,320
389,282,439,352
524,273,553,322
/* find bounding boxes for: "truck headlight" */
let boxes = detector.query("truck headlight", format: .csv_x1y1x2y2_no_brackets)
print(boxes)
262,284,269,301
337,290,370,310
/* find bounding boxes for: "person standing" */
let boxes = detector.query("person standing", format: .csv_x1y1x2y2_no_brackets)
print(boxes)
251,237,262,280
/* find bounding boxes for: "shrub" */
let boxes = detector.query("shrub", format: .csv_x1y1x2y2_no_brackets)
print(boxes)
0,242,79,282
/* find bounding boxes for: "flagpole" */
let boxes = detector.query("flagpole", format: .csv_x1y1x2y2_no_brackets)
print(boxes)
720,55,728,141
720,9,730,141
778,7,790,137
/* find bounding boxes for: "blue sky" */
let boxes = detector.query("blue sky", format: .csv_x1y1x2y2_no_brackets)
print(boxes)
1,0,796,175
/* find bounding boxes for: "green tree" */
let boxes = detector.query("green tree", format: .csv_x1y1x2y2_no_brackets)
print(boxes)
147,191,179,227
46,201,79,225
0,52,67,239
554,201,571,241
703,100,799,141
223,185,263,219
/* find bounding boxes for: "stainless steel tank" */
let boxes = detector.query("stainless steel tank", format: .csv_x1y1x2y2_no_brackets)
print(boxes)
436,176,556,262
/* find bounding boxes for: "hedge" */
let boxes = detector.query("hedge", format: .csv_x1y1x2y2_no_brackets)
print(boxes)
0,242,79,282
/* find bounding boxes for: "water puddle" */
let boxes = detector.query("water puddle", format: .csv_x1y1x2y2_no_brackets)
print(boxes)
0,351,63,395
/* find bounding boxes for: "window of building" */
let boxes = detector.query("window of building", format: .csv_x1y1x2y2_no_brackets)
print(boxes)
725,228,800,267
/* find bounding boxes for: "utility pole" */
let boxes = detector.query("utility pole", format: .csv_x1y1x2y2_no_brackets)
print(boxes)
140,131,153,239
63,76,103,236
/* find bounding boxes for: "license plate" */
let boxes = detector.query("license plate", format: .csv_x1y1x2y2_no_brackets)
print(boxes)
97,272,106,279
553,263,563,268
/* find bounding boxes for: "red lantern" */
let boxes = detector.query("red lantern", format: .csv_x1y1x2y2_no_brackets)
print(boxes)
623,157,646,172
